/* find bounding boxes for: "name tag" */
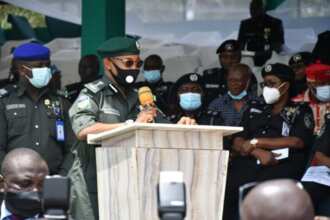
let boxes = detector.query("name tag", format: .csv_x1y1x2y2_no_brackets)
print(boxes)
250,108,262,113
205,84,220,89
6,104,26,110
101,108,120,116
56,120,65,142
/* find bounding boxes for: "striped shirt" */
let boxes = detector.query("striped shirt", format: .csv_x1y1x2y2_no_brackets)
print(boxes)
208,93,255,126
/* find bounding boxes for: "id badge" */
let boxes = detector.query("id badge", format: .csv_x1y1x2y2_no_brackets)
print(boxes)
56,120,65,142
282,121,290,137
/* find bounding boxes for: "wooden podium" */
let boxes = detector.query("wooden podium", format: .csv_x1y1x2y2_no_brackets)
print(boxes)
88,123,242,220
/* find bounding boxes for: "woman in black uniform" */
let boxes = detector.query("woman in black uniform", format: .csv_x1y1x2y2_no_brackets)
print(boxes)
168,73,223,125
223,63,315,220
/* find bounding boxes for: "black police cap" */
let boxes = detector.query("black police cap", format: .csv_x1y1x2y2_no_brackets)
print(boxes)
216,40,240,54
262,63,295,83
262,63,298,97
289,52,314,66
174,73,204,90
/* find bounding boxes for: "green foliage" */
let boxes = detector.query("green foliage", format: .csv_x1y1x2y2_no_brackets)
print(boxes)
0,5,45,29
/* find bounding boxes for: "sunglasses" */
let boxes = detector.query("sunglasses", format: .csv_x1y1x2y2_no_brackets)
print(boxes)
111,57,143,68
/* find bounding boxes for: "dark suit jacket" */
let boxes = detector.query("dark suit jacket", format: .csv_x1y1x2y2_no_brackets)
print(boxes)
238,14,284,52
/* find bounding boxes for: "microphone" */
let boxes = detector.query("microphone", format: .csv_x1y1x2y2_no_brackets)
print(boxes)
138,86,166,119
138,86,155,110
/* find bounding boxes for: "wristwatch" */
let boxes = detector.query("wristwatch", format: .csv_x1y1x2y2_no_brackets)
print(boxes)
250,138,259,148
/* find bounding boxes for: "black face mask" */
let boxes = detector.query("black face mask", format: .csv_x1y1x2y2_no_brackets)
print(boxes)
111,63,140,88
5,191,42,218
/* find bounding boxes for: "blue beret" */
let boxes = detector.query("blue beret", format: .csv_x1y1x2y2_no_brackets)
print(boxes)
13,43,50,61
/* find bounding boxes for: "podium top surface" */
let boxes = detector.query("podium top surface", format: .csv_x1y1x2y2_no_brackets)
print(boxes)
87,123,243,145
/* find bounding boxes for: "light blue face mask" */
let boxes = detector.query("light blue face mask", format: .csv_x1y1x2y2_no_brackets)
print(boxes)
143,70,161,83
179,92,202,111
25,66,52,88
228,90,247,100
316,85,330,102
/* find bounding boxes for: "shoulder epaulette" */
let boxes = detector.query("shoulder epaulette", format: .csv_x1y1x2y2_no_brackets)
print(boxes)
56,89,69,98
0,88,9,98
0,84,17,98
203,67,221,76
84,80,106,94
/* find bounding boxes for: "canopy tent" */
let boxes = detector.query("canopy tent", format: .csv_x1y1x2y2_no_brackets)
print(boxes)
0,0,329,90
2,0,81,24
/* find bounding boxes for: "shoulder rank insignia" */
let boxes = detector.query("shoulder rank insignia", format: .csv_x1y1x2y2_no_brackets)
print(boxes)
85,80,106,94
304,113,314,129
0,88,9,98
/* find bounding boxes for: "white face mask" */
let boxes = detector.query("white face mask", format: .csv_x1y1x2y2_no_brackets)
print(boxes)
262,83,286,104
263,87,280,104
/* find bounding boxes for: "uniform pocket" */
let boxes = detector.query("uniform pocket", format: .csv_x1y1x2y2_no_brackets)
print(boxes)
6,109,28,136
98,108,121,123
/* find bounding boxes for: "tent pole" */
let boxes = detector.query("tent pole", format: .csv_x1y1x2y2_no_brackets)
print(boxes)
81,0,125,56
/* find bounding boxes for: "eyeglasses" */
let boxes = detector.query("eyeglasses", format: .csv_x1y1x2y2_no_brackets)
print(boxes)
111,57,143,68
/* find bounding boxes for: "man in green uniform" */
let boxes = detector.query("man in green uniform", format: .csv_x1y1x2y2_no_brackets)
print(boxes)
69,36,195,219
0,42,74,176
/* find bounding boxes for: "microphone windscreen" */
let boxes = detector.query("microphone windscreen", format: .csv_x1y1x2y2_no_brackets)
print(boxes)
138,86,154,106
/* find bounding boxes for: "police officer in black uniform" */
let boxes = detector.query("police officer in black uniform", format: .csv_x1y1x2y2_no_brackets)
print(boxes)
203,39,258,105
65,54,101,103
238,0,285,66
223,63,315,220
135,54,173,116
168,73,223,125
288,52,314,95
0,42,75,175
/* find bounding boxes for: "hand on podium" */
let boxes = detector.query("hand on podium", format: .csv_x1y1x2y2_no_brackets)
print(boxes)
136,108,157,123
177,116,197,125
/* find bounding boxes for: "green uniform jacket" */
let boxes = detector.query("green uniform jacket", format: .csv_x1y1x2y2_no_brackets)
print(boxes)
68,75,139,219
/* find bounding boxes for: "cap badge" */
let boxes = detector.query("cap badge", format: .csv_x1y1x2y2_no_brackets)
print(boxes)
293,54,302,62
44,99,50,106
190,74,198,82
265,65,272,72
225,44,233,51
136,41,141,50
